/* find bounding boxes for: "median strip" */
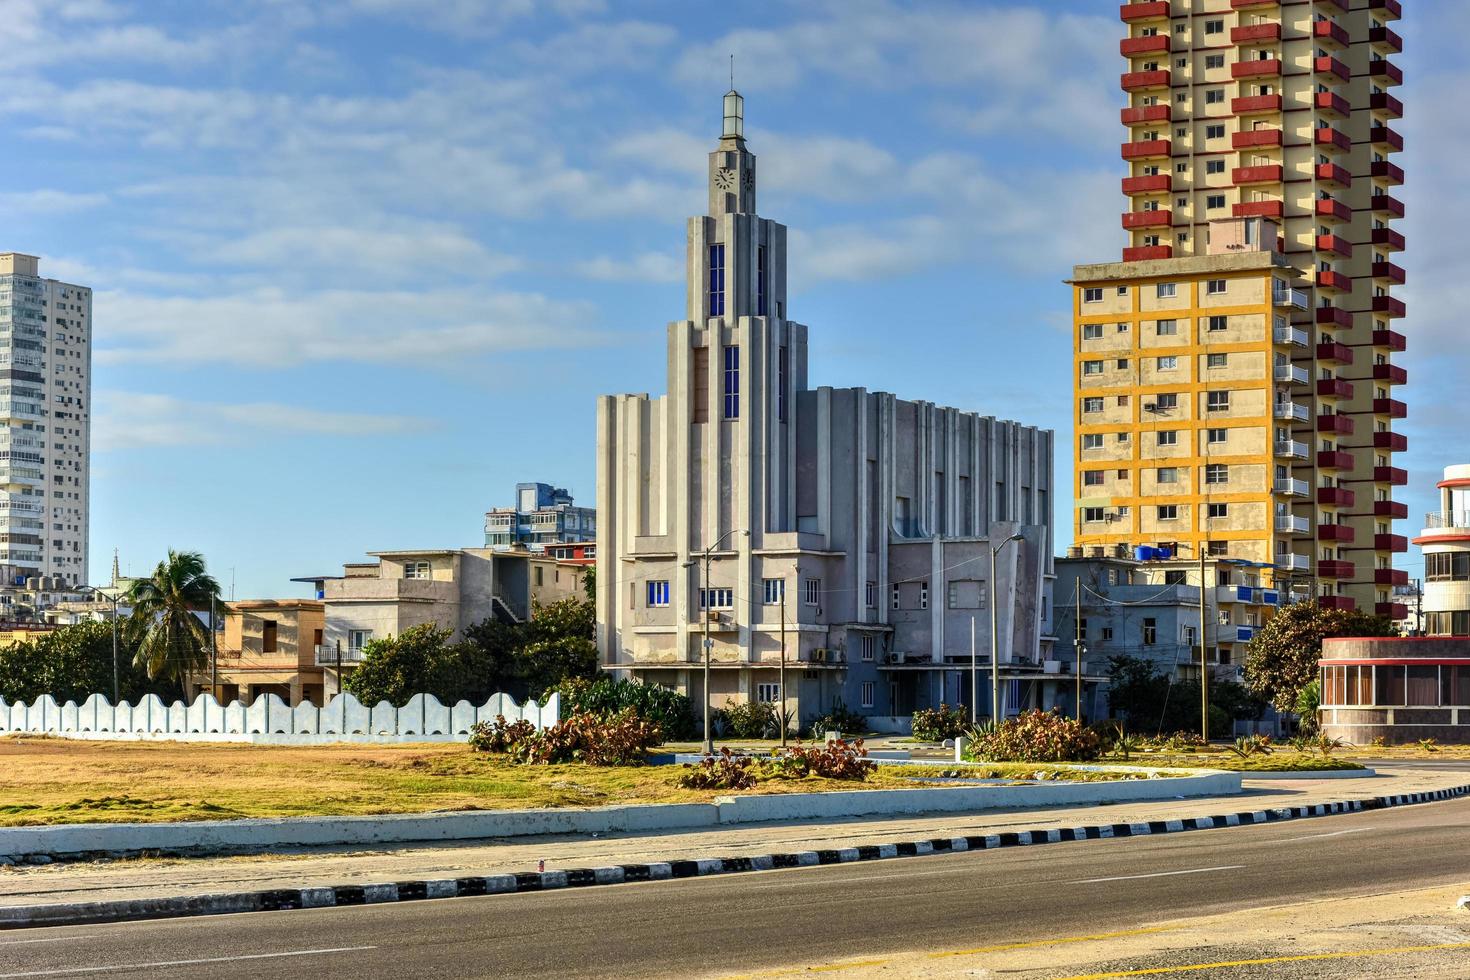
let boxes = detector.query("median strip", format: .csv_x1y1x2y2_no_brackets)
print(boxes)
2,783,1466,931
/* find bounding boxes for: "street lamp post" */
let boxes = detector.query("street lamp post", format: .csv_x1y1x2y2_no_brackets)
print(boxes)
989,533,1025,724
684,528,748,754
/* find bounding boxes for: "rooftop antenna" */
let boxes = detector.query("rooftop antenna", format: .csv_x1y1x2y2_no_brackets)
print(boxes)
730,53,734,90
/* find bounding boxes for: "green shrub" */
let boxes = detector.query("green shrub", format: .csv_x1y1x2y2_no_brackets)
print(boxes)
1230,733,1273,758
555,676,697,740
678,748,758,790
720,700,779,739
809,699,867,737
965,708,1101,763
468,715,535,753
911,704,968,742
767,739,875,781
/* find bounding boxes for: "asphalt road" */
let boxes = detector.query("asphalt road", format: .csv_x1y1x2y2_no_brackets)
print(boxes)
3,797,1469,979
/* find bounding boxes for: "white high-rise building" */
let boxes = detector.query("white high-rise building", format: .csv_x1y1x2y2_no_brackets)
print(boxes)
0,253,90,589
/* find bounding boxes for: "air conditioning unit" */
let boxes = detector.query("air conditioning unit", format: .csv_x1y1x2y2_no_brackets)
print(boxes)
893,650,907,665
1067,546,1083,558
1103,512,1117,523
810,649,827,663
1088,546,1105,558
1143,403,1158,413
1043,660,1063,675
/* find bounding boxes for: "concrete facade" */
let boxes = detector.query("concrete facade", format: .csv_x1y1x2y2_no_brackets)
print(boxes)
1097,1,1410,616
184,599,326,707
485,482,596,551
596,93,1056,728
1320,636,1470,744
0,253,90,588
1412,465,1470,637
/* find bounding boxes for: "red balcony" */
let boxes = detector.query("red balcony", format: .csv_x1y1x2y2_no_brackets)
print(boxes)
1316,379,1353,400
1375,499,1408,518
1369,59,1403,86
1315,162,1351,188
1314,127,1350,152
1121,104,1171,125
1123,209,1172,230
1316,269,1351,292
1371,194,1405,218
1232,23,1281,44
1233,164,1282,185
1374,466,1408,486
1313,56,1350,82
1122,139,1171,160
1318,560,1355,579
1313,19,1350,47
1370,127,1404,153
1122,174,1171,195
1376,568,1409,587
1375,431,1407,452
1372,227,1406,251
1373,398,1407,419
1123,245,1173,262
1318,414,1355,436
1313,91,1350,118
1371,92,1404,119
1320,595,1356,611
1232,94,1282,116
1373,363,1407,385
1317,449,1354,470
1315,234,1352,258
1370,26,1403,54
1373,296,1406,318
1373,329,1406,351
1232,59,1282,80
1369,0,1402,21
1315,307,1352,330
1316,340,1353,363
1372,160,1405,185
1122,70,1171,92
1376,533,1408,553
1315,198,1351,222
1121,35,1171,56
1372,261,1406,284
1119,1,1170,22
1233,200,1283,219
1318,486,1356,507
1377,602,1409,620
1233,128,1282,149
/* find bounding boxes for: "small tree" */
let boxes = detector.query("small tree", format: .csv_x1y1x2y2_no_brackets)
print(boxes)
124,550,221,692
1244,602,1396,713
344,623,467,706
514,595,597,700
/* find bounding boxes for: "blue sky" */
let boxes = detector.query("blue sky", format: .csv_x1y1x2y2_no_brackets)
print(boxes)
0,0,1453,598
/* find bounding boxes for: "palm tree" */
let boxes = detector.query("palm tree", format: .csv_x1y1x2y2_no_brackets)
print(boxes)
125,550,221,691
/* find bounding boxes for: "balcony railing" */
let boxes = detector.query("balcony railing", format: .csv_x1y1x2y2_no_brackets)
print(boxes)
1275,553,1310,573
1273,364,1308,385
315,645,366,666
1275,514,1310,534
1274,478,1309,497
1271,285,1308,310
1273,401,1308,422
1274,440,1308,460
1424,512,1470,530
1273,325,1307,347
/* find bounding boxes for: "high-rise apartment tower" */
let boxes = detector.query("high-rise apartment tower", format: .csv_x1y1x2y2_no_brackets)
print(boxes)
0,254,91,589
1071,0,1406,618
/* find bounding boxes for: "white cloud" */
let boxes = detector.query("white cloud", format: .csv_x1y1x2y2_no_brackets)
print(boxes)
206,223,522,283
575,252,683,283
0,189,107,213
96,286,607,368
93,391,431,450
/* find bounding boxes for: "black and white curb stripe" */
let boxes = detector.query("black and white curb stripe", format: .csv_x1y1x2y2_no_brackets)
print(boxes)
5,783,1468,930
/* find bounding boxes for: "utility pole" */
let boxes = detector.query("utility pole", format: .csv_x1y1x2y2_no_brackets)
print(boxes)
779,585,788,747
969,615,977,725
702,547,713,754
210,594,218,699
1413,578,1423,636
1074,583,1084,723
1199,548,1208,743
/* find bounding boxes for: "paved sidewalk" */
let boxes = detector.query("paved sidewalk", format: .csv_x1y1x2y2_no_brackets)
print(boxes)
0,767,1460,913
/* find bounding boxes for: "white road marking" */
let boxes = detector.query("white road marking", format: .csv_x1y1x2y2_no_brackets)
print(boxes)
0,945,376,978
1071,865,1245,884
1269,827,1374,844
0,937,96,947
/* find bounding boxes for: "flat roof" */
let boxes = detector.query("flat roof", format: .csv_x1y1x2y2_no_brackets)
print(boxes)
1069,250,1300,284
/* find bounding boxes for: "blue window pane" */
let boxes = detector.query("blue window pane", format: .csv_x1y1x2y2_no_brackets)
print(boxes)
723,345,739,419
708,244,725,316
757,245,767,316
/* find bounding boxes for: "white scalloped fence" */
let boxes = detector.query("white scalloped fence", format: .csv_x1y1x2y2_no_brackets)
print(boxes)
0,691,558,744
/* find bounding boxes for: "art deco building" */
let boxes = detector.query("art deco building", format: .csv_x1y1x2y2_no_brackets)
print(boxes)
1072,0,1407,618
597,93,1063,728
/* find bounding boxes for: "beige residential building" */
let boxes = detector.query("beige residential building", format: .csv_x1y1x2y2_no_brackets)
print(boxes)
186,599,325,706
1075,0,1408,617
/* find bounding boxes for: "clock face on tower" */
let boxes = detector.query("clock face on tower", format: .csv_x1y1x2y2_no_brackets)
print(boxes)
714,167,736,190
742,167,755,190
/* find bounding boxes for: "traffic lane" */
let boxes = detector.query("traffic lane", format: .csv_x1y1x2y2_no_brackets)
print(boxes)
4,798,1470,980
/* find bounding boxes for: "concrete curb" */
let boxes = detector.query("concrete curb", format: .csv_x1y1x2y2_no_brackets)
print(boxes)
3,782,1467,931
1242,767,1377,780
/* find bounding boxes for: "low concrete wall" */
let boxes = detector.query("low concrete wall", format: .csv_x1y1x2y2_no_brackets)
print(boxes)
1245,768,1377,780
0,769,1243,860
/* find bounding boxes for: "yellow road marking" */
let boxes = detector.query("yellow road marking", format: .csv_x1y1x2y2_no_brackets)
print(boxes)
1055,941,1470,980
721,925,1184,978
